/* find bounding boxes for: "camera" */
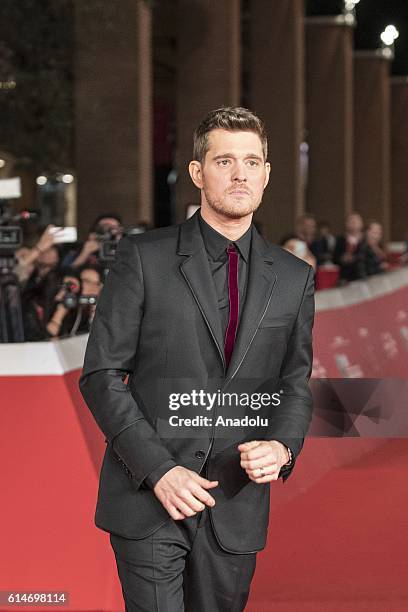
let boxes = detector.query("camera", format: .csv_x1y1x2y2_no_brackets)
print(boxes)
0,203,24,263
0,225,23,259
95,224,146,263
58,280,80,309
0,201,37,342
93,223,121,263
58,279,99,310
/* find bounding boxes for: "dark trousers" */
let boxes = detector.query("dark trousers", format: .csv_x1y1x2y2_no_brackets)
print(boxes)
109,505,257,611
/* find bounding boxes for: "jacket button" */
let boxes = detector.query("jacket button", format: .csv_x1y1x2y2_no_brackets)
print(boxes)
195,450,206,459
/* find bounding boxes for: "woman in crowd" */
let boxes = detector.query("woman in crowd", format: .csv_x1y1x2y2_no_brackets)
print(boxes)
356,220,389,279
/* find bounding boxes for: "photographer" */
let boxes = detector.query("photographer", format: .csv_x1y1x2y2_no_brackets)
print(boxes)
61,213,123,269
19,235,62,342
77,264,104,328
46,269,82,338
46,264,104,338
0,204,66,342
14,224,63,287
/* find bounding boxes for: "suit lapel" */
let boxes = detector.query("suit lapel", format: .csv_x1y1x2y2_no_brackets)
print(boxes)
177,210,277,378
178,211,226,370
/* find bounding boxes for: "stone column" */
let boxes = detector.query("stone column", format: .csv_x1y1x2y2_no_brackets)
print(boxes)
249,0,305,243
75,0,153,238
354,51,391,240
175,0,241,222
391,77,408,241
305,16,354,234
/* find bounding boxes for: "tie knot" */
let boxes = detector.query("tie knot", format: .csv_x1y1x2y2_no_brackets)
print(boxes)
227,243,237,255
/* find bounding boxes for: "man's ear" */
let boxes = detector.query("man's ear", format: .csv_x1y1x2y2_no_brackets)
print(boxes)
189,160,203,189
263,161,271,190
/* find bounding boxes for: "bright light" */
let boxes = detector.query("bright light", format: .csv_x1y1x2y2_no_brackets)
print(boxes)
381,31,394,46
385,25,399,39
62,174,74,184
344,0,360,10
0,159,5,168
381,24,399,46
36,175,47,186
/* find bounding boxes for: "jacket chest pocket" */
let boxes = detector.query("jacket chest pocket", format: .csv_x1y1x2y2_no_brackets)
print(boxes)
258,311,294,332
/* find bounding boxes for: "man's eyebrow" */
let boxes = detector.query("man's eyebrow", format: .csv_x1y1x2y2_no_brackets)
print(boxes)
212,153,264,161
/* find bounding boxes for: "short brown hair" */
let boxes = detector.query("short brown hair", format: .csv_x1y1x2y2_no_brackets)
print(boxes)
193,107,268,163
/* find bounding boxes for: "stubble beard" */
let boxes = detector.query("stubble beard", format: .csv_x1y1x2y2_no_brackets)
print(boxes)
203,187,262,220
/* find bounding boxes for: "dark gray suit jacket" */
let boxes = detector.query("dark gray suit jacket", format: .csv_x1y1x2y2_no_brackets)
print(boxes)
79,209,315,554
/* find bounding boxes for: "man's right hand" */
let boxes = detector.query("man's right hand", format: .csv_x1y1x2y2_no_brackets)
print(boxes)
153,466,218,521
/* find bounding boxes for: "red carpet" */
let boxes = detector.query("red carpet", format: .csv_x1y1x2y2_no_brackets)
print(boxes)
247,439,408,611
1,335,408,610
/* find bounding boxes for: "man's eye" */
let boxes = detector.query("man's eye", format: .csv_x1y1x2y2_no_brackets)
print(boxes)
247,160,259,167
217,159,230,166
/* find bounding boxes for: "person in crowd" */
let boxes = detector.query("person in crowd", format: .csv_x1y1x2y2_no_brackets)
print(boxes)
310,220,337,265
14,224,63,287
45,269,82,338
46,264,104,338
333,212,364,283
20,245,62,341
77,264,104,329
61,213,123,269
14,223,106,341
281,234,317,269
295,213,317,248
356,220,389,279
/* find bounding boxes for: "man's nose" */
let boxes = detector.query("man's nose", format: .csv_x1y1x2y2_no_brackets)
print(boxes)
231,160,248,182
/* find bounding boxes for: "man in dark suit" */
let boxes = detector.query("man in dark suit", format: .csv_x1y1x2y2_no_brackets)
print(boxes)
79,106,315,611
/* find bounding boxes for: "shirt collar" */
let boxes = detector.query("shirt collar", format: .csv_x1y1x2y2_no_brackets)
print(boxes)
198,210,252,262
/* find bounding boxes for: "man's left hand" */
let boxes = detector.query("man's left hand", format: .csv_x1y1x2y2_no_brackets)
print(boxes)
238,440,289,483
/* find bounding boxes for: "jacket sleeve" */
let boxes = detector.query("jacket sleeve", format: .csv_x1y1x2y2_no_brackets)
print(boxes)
142,459,178,489
78,235,177,490
266,264,315,482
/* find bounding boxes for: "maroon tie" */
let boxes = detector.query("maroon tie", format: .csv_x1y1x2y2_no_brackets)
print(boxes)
224,243,239,369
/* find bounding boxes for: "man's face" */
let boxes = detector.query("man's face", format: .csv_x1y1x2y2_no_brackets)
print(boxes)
99,217,120,230
346,214,363,233
95,217,123,239
302,218,316,237
189,129,270,220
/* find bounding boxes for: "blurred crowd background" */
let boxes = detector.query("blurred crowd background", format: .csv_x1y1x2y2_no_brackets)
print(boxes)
1,0,408,343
